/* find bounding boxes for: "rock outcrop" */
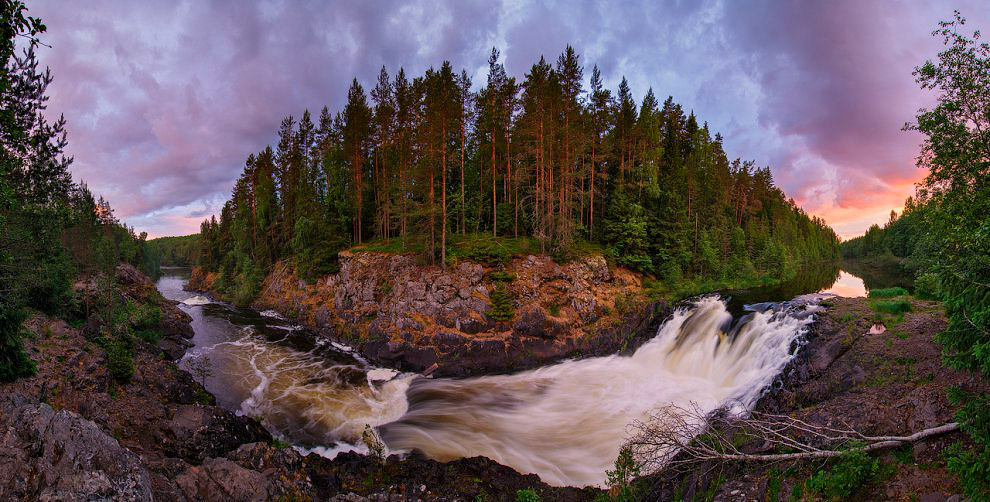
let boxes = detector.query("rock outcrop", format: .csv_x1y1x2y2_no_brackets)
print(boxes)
0,397,154,501
0,265,604,501
74,263,194,359
206,252,669,376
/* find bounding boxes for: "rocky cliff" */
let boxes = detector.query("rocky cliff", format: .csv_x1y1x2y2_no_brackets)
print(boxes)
191,252,669,376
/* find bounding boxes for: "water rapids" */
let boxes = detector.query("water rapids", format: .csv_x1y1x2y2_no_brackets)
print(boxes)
162,267,820,488
379,295,820,486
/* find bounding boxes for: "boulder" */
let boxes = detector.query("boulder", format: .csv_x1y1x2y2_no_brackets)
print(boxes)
176,458,270,502
0,401,153,501
167,405,272,463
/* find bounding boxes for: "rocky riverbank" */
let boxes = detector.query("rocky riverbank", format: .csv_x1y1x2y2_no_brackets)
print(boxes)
0,264,599,501
648,295,985,501
188,251,670,377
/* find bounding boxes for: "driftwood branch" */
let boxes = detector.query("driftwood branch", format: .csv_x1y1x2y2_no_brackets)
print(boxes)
626,403,960,475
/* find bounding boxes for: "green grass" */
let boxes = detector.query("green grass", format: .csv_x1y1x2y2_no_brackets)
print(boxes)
874,300,912,314
869,287,910,298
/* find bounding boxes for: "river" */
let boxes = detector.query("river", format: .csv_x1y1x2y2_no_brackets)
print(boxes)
155,264,870,487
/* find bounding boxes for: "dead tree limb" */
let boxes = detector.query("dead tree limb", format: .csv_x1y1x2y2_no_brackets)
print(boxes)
626,403,960,475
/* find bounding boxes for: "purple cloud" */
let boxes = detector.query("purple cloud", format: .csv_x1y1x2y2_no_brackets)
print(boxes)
29,0,989,238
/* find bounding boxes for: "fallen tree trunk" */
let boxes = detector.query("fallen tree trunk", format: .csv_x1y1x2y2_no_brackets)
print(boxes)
693,422,960,462
627,403,962,474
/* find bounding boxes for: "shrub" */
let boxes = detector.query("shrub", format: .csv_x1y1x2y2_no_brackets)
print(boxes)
873,300,912,314
804,448,880,500
914,272,941,300
488,283,515,323
514,489,541,502
604,446,641,501
0,323,36,383
135,329,161,344
105,340,134,383
944,442,990,500
868,287,909,298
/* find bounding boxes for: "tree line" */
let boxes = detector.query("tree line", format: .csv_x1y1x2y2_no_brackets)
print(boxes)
197,46,839,299
1,1,153,381
840,197,931,265
843,13,990,499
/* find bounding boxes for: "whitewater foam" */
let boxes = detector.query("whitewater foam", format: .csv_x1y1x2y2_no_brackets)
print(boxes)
379,295,817,487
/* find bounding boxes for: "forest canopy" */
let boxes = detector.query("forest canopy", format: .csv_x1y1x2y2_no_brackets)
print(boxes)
197,47,839,301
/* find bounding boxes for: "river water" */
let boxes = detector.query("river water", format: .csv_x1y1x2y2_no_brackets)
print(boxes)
156,265,868,487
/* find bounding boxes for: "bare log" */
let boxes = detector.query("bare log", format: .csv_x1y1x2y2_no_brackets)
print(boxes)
626,403,960,475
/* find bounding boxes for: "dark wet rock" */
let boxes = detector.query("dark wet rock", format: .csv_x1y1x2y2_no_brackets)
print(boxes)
167,405,272,463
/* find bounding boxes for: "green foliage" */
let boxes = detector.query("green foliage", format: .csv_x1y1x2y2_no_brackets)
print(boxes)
868,287,909,298
914,272,941,300
804,449,881,500
271,439,292,449
514,489,541,502
944,441,990,500
292,215,343,281
949,389,990,447
146,234,200,267
604,446,641,502
604,190,653,274
888,11,990,497
872,300,912,314
194,42,838,310
0,321,36,383
103,338,134,383
487,272,515,323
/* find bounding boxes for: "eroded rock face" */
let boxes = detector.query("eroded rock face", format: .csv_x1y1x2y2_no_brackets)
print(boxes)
167,405,272,463
247,252,665,377
0,398,154,501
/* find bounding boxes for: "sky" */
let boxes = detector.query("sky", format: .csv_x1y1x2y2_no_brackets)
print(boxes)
28,0,990,239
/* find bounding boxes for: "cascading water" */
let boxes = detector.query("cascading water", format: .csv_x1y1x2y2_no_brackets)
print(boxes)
379,296,821,487
156,270,822,489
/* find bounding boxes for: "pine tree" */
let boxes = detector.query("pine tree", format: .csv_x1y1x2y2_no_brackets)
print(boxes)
343,79,371,244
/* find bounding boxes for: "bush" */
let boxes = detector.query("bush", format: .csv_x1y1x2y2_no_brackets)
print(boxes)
0,322,36,383
135,329,161,344
488,282,515,323
105,340,134,383
914,273,941,300
514,489,541,502
804,448,880,500
944,442,990,501
873,300,912,314
868,287,909,298
603,446,641,502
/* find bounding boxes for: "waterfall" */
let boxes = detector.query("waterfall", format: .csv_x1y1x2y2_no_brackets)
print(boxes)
379,295,819,487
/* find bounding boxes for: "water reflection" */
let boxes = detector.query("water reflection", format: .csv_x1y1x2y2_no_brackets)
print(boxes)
820,271,867,297
723,263,842,316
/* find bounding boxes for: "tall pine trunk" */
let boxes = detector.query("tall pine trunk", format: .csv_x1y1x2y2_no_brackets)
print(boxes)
442,126,447,267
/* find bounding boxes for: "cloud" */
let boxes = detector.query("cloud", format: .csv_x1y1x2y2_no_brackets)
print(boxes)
29,0,989,238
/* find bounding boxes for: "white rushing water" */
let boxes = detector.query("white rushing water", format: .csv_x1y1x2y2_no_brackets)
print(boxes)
161,265,820,490
379,295,820,487
181,295,213,306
